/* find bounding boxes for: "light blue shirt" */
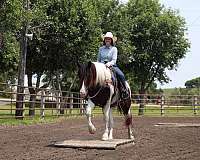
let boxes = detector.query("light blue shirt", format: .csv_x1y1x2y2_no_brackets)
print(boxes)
97,45,117,66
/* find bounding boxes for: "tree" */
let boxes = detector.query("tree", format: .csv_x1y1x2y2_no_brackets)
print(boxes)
185,77,200,88
25,0,103,115
125,0,190,115
0,0,42,118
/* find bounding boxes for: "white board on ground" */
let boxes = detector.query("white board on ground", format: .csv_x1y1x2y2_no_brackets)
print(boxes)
54,139,135,150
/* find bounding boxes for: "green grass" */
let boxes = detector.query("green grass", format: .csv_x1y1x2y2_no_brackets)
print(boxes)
0,116,71,126
130,105,200,116
92,105,200,117
1,104,199,116
0,104,84,116
0,104,199,126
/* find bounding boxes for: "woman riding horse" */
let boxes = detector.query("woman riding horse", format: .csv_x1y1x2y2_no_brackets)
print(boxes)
77,32,134,141
78,61,134,141
97,32,129,99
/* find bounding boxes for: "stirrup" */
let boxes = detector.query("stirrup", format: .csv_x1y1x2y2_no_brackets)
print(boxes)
121,90,129,99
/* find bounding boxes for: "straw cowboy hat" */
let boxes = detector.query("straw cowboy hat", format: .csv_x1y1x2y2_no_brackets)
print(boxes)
102,32,117,43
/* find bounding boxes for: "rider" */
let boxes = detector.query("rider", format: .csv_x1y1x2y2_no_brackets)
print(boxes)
97,32,129,99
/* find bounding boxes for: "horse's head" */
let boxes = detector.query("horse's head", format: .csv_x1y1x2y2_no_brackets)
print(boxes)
77,61,97,98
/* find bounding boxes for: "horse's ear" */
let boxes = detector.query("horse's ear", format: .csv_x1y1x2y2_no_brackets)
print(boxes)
87,61,92,68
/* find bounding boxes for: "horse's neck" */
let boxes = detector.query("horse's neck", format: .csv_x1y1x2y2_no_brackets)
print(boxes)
93,62,112,85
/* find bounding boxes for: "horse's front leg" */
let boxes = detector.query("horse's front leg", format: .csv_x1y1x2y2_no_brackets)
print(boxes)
102,103,110,141
85,99,96,134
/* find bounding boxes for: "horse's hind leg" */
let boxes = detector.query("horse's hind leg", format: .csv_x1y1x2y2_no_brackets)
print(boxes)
102,104,115,140
102,103,110,141
126,109,134,140
128,124,134,140
102,84,114,141
108,107,114,140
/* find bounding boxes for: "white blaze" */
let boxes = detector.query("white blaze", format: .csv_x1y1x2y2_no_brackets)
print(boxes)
80,81,87,95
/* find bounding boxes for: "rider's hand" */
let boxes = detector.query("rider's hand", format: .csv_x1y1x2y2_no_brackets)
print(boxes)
105,62,112,68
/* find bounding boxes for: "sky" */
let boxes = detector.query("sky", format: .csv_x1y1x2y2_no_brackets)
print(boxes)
122,0,200,88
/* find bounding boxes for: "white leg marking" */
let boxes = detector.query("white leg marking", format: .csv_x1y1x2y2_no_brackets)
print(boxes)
102,84,114,141
108,107,114,140
102,102,110,141
85,99,96,134
127,109,134,140
80,81,87,96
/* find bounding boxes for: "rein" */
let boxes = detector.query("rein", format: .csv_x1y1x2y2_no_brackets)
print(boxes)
87,85,103,99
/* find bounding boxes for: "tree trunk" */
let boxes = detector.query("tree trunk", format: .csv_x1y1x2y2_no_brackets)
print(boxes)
56,71,64,114
27,72,41,116
138,83,146,115
16,23,28,119
29,93,36,116
27,72,35,116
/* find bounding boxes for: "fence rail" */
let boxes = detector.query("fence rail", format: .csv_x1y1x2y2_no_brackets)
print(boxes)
0,82,200,119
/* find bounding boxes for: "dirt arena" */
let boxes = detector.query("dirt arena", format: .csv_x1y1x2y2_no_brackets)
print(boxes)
0,116,200,160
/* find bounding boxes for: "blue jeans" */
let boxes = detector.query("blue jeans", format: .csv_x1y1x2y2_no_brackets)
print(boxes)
112,66,126,83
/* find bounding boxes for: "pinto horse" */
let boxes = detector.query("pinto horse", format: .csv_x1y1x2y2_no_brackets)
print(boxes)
78,61,134,141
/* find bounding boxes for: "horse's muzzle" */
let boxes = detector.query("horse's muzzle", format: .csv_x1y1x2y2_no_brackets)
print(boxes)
80,92,86,98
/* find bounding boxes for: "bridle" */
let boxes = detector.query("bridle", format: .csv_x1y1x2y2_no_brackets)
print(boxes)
82,75,103,99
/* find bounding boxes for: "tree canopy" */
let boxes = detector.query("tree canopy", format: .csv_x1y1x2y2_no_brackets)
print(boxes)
0,0,22,81
124,0,190,95
185,77,200,88
0,0,190,94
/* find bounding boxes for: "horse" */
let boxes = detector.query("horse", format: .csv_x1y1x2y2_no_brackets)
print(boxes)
77,61,134,141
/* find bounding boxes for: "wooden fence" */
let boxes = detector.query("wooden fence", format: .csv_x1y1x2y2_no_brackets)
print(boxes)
0,82,200,119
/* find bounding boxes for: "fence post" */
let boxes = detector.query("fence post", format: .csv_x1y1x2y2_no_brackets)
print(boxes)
193,96,198,115
80,99,84,115
160,95,165,116
10,84,13,115
56,92,61,116
70,93,73,114
40,90,45,118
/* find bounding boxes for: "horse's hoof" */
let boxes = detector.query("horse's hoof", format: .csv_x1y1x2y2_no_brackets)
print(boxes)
129,135,135,140
102,133,109,141
102,137,109,141
89,130,95,134
88,126,96,134
108,136,113,140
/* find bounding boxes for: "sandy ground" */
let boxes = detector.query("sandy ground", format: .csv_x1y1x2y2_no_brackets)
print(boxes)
0,116,200,160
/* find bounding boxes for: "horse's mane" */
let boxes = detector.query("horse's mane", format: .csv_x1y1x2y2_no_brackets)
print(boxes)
92,62,112,86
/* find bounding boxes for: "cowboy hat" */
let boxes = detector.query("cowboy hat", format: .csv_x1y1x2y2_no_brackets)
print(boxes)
102,32,117,43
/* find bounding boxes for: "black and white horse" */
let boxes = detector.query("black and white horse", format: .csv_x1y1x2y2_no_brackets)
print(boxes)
78,61,134,141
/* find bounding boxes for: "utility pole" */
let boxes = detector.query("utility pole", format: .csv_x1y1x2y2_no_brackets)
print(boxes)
198,77,200,95
15,0,30,119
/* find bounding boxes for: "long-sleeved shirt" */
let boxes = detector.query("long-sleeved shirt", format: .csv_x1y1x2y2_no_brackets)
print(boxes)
97,45,118,66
